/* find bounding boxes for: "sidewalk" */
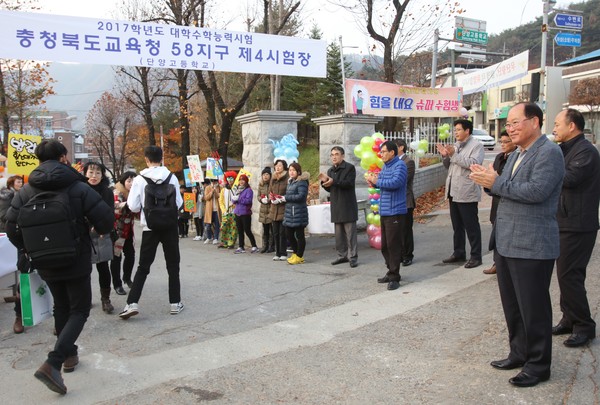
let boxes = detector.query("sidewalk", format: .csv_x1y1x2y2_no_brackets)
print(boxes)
0,208,598,404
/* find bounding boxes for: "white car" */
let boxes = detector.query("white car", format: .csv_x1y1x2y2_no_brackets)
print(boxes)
471,129,496,150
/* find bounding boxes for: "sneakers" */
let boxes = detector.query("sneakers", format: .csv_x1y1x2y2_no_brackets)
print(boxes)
287,253,298,263
212,239,219,245
250,247,259,253
203,238,211,244
170,302,184,314
273,255,280,261
193,236,202,241
234,248,246,254
119,303,139,319
288,254,305,265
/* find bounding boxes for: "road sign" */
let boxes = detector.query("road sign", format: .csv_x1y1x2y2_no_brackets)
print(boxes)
554,32,581,47
553,13,583,30
455,28,488,45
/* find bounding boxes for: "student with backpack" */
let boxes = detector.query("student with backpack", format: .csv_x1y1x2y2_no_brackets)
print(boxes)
83,162,118,313
119,146,184,319
5,140,114,395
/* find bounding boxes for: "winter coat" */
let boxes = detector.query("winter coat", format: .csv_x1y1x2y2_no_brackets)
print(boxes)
233,186,253,216
219,186,235,215
283,172,309,228
5,160,114,281
321,160,358,223
257,179,272,224
114,181,136,240
0,186,15,232
376,156,407,217
203,183,221,223
269,170,288,222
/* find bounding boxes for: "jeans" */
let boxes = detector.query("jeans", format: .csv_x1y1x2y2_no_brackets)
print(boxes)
204,211,220,240
127,226,181,305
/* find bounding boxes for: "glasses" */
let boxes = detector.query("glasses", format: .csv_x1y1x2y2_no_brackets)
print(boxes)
499,140,512,144
505,118,532,130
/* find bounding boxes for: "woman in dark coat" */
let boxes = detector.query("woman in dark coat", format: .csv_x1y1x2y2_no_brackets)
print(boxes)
282,162,309,265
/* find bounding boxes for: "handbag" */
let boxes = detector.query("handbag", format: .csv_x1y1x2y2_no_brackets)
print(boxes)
19,271,54,327
91,231,114,264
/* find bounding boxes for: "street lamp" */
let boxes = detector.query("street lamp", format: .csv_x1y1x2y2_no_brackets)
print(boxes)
339,36,358,113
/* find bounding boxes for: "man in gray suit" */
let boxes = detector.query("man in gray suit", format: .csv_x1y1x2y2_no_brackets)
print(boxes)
470,102,564,388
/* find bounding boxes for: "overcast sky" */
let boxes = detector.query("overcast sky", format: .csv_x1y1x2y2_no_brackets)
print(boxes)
38,0,587,55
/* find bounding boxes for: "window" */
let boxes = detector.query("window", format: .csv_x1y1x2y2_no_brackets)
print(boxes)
521,84,530,95
501,87,516,103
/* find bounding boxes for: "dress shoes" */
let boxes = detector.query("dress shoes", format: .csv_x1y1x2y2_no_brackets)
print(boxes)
402,259,412,266
13,316,24,334
63,355,79,373
483,264,496,274
509,371,549,387
442,255,466,264
331,257,349,265
387,281,400,290
377,275,391,284
464,259,483,269
490,358,524,370
34,362,67,395
563,333,594,348
349,261,358,268
551,323,572,336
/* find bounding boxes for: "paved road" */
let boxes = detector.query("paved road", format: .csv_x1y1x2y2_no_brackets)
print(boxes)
1,205,598,404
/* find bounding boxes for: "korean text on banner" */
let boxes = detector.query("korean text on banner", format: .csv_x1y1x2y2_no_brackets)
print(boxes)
186,155,204,183
7,133,41,176
345,79,463,118
19,271,54,327
0,10,326,78
456,50,529,95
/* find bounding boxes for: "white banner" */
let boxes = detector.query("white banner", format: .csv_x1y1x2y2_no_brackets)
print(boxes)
456,50,529,95
0,10,326,78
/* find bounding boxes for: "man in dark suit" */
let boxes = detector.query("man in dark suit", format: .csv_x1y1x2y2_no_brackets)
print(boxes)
552,108,599,348
396,139,415,266
470,102,564,388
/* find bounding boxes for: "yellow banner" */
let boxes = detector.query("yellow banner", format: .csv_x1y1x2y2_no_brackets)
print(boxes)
7,133,41,176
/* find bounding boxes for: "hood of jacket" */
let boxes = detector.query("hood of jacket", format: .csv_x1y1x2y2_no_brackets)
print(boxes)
289,171,310,183
139,166,172,182
28,160,87,190
272,170,288,181
0,187,14,202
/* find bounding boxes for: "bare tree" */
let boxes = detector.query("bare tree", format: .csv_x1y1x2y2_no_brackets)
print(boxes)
85,92,138,180
570,77,600,137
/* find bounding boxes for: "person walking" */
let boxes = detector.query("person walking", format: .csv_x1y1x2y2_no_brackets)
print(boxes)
366,141,407,291
83,161,117,314
320,146,358,268
119,146,184,319
269,159,289,261
111,171,137,290
470,102,564,387
436,119,484,268
282,162,309,265
483,131,516,275
232,174,259,253
257,167,274,253
551,108,600,348
6,139,114,394
396,139,415,266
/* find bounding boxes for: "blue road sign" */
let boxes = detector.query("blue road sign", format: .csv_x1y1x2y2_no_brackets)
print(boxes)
554,32,582,47
554,13,583,30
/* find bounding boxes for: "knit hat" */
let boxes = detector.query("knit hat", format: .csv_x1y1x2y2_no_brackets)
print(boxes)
239,174,249,183
261,167,272,175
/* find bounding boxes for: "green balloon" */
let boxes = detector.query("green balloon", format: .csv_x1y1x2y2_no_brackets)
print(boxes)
366,213,375,224
374,214,381,226
354,144,364,158
360,136,375,149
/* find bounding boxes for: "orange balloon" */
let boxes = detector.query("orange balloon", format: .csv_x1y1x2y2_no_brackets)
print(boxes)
0,166,4,173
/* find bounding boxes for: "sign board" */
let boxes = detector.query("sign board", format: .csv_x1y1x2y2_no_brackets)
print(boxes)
553,13,583,30
7,133,41,175
455,27,488,46
554,32,581,47
0,10,327,78
456,50,529,95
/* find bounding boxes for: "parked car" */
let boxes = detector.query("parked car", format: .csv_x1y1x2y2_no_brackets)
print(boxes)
471,129,496,150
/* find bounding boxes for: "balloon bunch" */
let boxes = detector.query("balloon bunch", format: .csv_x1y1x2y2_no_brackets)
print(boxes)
269,133,300,164
353,132,386,250
409,139,429,157
437,123,451,141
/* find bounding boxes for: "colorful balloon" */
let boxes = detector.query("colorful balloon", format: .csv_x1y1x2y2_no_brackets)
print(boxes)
354,144,364,159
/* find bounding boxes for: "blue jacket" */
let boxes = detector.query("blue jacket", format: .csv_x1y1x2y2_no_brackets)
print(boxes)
283,172,309,228
376,156,407,217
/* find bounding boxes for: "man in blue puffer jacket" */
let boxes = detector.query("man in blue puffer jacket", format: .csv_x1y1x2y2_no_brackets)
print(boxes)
366,141,407,290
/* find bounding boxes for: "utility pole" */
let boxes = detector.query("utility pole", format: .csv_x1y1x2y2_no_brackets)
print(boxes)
431,29,439,88
539,0,556,115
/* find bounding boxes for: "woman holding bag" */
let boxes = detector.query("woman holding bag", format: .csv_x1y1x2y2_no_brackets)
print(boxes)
111,171,137,290
84,162,116,313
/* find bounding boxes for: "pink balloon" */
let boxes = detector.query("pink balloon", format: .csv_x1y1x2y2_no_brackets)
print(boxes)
367,224,378,236
369,235,382,250
372,193,380,200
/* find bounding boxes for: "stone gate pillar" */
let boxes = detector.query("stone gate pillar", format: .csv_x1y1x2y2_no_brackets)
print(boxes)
312,114,383,203
236,110,305,237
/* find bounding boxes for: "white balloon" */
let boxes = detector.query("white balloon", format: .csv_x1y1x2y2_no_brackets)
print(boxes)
409,140,419,150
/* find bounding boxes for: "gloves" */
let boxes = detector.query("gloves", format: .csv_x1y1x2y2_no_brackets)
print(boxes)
279,196,286,203
261,197,268,204
271,198,280,205
231,195,239,203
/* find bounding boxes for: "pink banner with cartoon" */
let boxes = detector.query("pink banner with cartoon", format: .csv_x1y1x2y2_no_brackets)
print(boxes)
344,79,464,118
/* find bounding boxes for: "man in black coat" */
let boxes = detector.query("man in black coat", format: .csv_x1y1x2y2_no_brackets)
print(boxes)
320,146,359,268
552,108,600,348
6,140,114,395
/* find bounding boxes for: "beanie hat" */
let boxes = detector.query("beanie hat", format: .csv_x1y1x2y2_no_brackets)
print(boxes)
239,174,249,183
261,167,272,175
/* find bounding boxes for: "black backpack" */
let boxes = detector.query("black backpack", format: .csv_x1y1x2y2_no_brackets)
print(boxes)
142,173,178,230
17,184,80,270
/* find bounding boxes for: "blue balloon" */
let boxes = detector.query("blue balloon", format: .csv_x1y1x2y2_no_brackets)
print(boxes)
370,198,378,205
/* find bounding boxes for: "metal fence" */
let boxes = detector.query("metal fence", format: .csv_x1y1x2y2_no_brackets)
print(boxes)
383,123,453,167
